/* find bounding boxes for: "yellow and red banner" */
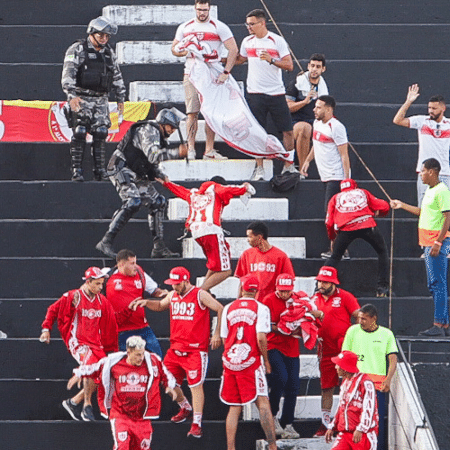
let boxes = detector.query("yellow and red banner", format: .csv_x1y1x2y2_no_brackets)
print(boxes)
0,101,152,142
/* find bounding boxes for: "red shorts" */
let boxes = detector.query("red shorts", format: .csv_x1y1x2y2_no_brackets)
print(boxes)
110,416,153,450
219,365,268,405
70,344,106,378
320,354,339,390
196,233,231,272
163,348,208,387
331,431,377,450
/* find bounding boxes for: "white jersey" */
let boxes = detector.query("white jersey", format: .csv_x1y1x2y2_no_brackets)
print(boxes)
409,115,450,176
240,31,290,95
175,17,233,75
313,117,348,182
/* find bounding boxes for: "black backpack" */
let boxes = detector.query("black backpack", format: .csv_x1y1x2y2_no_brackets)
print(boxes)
270,171,301,193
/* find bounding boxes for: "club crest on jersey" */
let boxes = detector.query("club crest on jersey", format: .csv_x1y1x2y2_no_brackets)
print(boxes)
227,343,251,364
195,32,204,41
118,432,128,442
153,366,159,377
134,280,143,290
113,279,123,290
141,438,151,449
332,297,341,307
337,190,368,212
188,370,198,379
127,372,141,385
192,192,213,211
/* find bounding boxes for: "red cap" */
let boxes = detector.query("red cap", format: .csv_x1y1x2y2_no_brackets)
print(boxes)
83,266,108,280
331,351,359,373
315,266,340,285
276,273,295,291
164,266,190,285
241,274,259,292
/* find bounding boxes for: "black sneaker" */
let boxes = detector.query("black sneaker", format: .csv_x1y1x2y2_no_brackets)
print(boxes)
376,287,389,298
95,238,117,259
418,325,445,337
62,399,83,421
81,405,96,422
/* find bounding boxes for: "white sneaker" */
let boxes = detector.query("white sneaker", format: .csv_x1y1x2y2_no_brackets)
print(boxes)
251,166,265,181
187,148,196,160
281,424,300,439
274,417,284,437
203,149,228,160
281,163,300,175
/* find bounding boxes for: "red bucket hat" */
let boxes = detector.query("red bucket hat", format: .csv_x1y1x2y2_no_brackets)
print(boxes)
315,266,340,285
331,351,359,373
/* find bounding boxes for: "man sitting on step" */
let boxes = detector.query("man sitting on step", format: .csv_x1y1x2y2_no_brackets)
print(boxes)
158,175,255,291
96,107,187,259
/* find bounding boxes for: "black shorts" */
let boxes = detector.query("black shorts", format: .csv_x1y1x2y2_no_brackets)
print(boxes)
246,93,293,133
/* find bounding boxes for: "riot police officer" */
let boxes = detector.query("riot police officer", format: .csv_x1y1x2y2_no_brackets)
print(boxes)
62,16,126,181
96,107,188,259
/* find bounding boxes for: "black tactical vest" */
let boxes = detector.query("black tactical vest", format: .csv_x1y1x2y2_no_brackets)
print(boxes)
76,39,114,93
118,121,167,179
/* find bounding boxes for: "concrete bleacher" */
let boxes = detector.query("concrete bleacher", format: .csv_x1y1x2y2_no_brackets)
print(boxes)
1,0,449,449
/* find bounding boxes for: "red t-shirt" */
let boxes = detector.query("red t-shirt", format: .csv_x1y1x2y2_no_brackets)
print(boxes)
170,286,210,352
311,288,360,356
110,358,150,420
262,292,301,358
235,246,295,301
106,266,154,332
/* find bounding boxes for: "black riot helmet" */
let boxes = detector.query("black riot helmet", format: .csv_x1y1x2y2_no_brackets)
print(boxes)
155,107,186,129
86,16,118,36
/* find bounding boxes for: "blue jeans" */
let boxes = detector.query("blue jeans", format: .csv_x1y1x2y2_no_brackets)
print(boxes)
118,326,162,357
424,238,450,325
267,349,300,427
377,391,386,450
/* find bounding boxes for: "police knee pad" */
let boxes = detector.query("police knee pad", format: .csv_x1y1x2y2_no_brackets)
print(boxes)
125,197,141,213
150,194,167,212
72,125,87,141
92,126,108,141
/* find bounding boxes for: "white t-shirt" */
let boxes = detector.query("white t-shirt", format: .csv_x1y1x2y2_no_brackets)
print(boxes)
409,115,450,176
313,117,348,181
175,17,233,75
240,31,290,95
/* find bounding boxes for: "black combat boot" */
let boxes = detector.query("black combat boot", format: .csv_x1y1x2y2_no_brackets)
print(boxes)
151,238,180,258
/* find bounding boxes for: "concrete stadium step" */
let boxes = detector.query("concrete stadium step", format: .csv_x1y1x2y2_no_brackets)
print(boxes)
130,80,245,103
183,237,306,259
102,4,218,26
168,197,289,221
0,419,319,450
244,395,339,421
0,378,229,421
3,0,448,26
160,158,273,181
0,376,324,421
9,22,450,67
257,438,332,450
0,257,436,300
0,142,417,181
1,338,223,379
196,276,315,298
0,180,418,221
0,296,434,338
2,60,447,105
0,218,421,259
